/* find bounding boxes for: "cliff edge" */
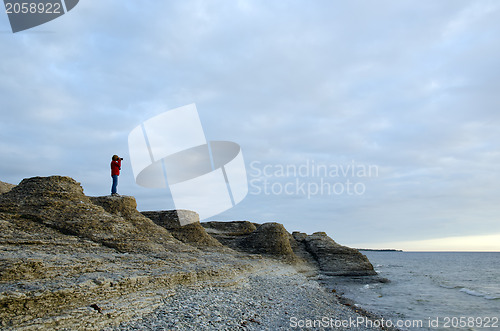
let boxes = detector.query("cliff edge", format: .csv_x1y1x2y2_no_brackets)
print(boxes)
0,175,376,329
201,221,376,276
0,176,250,329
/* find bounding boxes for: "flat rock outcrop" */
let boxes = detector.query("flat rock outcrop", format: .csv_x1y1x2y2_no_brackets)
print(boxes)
142,210,222,248
0,176,192,255
293,232,377,276
90,195,148,221
0,180,15,195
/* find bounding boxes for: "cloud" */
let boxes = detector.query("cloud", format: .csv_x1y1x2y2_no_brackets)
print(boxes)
1,0,500,249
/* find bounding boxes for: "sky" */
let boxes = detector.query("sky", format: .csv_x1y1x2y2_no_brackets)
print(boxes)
1,0,500,251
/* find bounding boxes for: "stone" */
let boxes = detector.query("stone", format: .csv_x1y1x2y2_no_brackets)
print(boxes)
0,180,15,194
142,211,222,248
0,174,379,329
293,232,377,276
201,221,297,261
238,223,297,261
0,176,255,329
142,210,199,228
202,221,257,236
0,176,193,255
89,195,147,220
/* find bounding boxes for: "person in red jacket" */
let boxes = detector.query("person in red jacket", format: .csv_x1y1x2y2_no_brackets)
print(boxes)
111,155,123,196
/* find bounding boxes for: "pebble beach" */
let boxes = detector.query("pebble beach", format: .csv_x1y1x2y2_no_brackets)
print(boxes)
110,260,389,331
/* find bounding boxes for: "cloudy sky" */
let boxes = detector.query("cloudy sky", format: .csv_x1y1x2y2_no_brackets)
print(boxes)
1,0,500,251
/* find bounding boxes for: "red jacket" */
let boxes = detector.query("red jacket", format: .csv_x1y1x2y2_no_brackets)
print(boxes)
111,159,121,176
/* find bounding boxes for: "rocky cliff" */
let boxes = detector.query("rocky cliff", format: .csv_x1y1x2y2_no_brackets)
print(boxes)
201,222,377,276
0,176,192,255
0,175,376,329
293,232,377,276
0,176,250,329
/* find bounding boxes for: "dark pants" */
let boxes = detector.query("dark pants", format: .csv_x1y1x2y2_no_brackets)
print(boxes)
111,175,118,194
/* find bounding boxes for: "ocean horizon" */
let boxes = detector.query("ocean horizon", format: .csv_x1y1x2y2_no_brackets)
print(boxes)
325,251,500,331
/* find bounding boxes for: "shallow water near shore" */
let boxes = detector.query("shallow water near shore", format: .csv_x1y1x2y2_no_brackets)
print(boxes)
322,252,500,331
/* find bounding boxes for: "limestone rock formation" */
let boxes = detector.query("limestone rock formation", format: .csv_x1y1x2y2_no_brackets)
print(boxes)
90,195,148,220
0,176,254,329
293,232,377,276
202,220,257,236
202,221,297,261
142,210,222,248
238,223,297,261
201,221,376,275
201,221,257,248
288,231,317,264
0,180,15,194
0,174,378,329
0,176,192,255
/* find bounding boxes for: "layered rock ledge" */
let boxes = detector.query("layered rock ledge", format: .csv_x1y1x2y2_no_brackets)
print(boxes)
0,175,377,330
0,181,15,195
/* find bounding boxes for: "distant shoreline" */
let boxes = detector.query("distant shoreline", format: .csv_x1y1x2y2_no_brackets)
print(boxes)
357,248,403,252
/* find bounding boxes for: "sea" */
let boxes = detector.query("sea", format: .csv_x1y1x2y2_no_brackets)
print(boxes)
322,252,500,331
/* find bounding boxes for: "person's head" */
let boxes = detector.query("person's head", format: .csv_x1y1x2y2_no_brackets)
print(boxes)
112,155,119,161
